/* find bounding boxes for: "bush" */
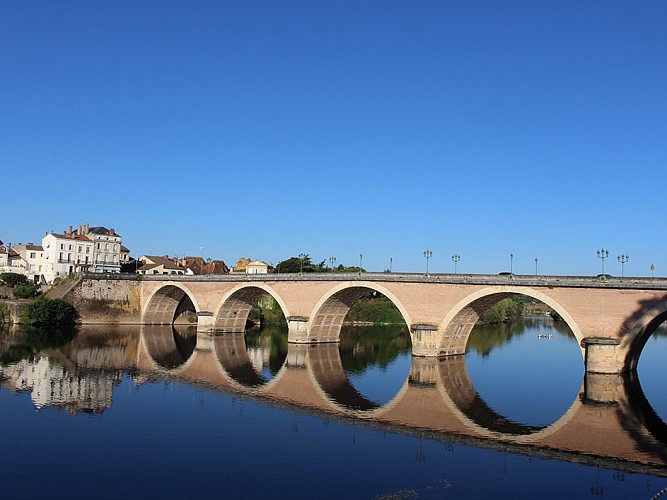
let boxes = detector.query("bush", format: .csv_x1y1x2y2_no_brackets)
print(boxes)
13,283,39,299
21,296,75,328
0,272,29,287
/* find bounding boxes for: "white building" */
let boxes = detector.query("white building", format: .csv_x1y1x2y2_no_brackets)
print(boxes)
246,260,271,274
42,231,94,283
41,224,125,283
83,225,123,274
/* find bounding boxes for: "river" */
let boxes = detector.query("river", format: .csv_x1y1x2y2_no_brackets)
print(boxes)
0,318,665,499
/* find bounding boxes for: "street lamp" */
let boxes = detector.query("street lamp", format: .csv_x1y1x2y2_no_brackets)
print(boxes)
452,254,460,274
329,256,336,272
596,249,609,277
389,257,393,273
359,254,363,274
535,258,538,276
509,253,513,275
423,250,432,276
617,254,629,278
298,253,306,276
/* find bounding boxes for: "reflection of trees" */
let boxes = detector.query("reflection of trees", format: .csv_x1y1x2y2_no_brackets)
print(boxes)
244,326,288,376
339,325,411,374
467,318,575,357
0,325,76,365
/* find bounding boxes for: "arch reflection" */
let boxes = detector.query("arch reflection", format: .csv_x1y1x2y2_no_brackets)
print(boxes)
142,324,197,369
213,330,287,388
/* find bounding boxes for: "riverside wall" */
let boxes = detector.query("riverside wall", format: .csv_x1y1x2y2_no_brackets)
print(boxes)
62,276,143,324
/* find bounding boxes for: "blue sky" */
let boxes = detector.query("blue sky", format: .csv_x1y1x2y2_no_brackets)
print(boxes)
1,1,665,276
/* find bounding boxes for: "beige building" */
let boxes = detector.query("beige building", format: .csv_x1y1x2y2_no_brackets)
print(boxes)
246,259,271,274
11,243,46,283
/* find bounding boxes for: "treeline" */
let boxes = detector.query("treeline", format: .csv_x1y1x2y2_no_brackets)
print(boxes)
274,255,364,274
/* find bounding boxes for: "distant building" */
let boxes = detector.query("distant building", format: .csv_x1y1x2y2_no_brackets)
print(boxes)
246,260,271,274
137,255,188,275
231,257,250,273
0,245,25,275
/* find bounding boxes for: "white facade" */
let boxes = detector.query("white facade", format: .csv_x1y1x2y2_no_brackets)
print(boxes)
246,260,270,274
42,233,94,284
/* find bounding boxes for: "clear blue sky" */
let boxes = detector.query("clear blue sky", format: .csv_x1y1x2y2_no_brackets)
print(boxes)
2,1,665,276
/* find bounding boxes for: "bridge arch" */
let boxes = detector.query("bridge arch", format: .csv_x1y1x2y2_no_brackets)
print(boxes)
307,281,412,343
212,283,290,333
623,298,667,372
437,286,584,359
143,283,201,326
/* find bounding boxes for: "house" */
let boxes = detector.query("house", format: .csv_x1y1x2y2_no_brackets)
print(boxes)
42,231,94,283
137,255,188,275
0,245,24,275
246,260,271,274
12,243,46,283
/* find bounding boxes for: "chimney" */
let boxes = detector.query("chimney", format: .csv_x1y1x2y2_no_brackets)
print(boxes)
68,226,73,237
109,228,115,235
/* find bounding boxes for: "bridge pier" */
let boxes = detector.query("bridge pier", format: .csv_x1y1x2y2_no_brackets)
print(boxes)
196,311,215,333
582,338,624,374
286,316,310,343
411,324,442,357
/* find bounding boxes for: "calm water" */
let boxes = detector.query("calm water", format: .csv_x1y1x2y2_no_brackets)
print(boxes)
1,319,666,499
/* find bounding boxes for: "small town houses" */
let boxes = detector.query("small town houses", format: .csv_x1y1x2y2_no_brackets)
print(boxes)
1,225,272,284
1,225,127,284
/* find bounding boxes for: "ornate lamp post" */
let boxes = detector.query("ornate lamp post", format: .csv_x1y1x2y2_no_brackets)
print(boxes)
389,257,393,273
535,257,538,276
510,253,514,275
452,254,460,274
423,250,432,276
329,256,336,272
617,254,629,278
597,249,609,277
359,254,363,274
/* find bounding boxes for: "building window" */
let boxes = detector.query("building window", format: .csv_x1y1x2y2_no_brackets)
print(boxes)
86,247,90,254
30,252,36,258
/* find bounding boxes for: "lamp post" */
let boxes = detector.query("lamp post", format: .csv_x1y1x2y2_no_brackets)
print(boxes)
329,256,336,272
452,254,460,274
423,250,432,276
201,246,205,275
510,253,513,275
535,258,538,276
389,257,393,273
597,249,609,277
298,253,306,276
617,254,629,278
651,263,655,278
359,254,363,274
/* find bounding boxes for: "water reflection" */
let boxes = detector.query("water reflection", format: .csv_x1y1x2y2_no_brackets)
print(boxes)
1,323,667,475
466,317,583,428
213,327,287,387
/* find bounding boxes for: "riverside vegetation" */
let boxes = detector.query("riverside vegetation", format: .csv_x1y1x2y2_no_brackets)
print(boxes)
0,272,76,328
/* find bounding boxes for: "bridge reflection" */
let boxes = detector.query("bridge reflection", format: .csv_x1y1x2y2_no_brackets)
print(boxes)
2,325,666,476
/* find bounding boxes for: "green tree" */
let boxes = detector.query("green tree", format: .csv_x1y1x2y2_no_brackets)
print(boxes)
0,272,29,287
13,283,39,299
275,255,326,273
21,296,75,328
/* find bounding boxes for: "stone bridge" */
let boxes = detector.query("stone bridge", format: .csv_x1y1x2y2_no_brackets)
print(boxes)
65,272,667,373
